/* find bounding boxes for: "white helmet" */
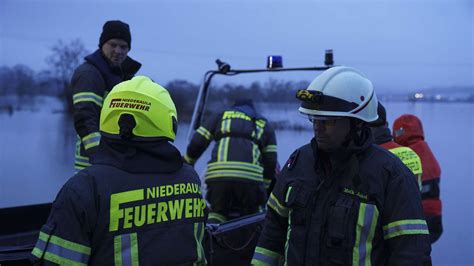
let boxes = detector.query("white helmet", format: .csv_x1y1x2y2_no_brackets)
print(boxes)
297,66,378,122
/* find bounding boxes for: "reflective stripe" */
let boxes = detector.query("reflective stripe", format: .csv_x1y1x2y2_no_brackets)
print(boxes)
73,92,103,107
220,117,232,134
32,231,90,265
193,222,206,265
252,143,261,164
389,146,422,190
284,210,292,266
208,212,227,223
205,170,263,182
255,119,266,140
75,155,90,165
383,219,429,239
74,165,87,172
263,178,272,189
82,132,101,150
184,154,197,164
207,161,263,173
252,246,281,266
263,145,278,153
114,233,139,266
196,126,212,140
353,203,379,266
217,137,230,162
267,193,289,217
285,187,293,203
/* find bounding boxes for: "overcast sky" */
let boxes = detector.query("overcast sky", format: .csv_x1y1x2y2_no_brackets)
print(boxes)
1,0,472,93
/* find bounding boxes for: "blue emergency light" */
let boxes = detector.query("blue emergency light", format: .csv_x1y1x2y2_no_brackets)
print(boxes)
267,55,283,69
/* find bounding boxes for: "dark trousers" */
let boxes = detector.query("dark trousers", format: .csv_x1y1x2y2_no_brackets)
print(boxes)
206,181,266,223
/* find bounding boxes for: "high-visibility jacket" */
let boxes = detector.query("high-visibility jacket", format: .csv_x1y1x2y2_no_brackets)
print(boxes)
184,104,277,190
393,114,443,243
31,138,207,265
252,128,432,265
70,50,141,171
372,126,423,189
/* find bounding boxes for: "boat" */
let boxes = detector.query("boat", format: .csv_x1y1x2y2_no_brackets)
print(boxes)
0,52,333,265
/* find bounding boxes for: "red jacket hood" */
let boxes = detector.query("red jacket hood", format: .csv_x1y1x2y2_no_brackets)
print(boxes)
392,114,424,146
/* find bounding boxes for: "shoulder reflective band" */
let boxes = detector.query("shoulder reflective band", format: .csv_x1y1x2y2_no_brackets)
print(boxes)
267,192,289,218
32,231,91,266
353,203,379,266
82,132,101,150
252,246,282,266
383,219,429,239
114,233,139,266
73,92,103,107
196,126,212,141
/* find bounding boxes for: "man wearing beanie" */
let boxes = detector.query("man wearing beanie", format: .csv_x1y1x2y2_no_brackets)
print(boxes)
71,20,141,171
369,102,423,190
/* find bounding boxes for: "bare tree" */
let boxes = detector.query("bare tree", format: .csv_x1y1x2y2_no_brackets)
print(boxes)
46,39,89,112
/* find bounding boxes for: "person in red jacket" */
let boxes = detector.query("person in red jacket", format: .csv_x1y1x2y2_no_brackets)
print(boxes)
393,114,443,243
370,103,422,189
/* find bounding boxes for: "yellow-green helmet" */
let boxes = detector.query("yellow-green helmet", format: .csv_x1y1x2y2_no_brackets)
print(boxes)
100,76,178,141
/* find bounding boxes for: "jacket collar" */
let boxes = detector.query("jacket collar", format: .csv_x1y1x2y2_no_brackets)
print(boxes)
85,50,141,79
92,137,183,173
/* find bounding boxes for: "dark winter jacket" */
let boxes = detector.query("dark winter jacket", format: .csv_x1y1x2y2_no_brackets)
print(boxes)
253,127,432,265
31,138,207,265
393,114,443,243
184,103,278,190
71,50,141,171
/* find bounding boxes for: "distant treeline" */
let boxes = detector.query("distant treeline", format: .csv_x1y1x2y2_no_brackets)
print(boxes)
0,64,310,120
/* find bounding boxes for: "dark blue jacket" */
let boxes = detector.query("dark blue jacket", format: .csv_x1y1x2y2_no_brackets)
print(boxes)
31,138,207,265
184,103,277,190
71,50,141,171
253,127,432,265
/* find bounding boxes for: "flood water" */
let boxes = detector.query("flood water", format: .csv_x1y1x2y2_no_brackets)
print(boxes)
0,98,473,265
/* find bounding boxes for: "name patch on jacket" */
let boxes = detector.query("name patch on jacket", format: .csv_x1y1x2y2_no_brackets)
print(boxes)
109,182,206,232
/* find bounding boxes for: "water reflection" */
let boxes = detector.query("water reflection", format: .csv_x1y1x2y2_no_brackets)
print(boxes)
0,99,473,264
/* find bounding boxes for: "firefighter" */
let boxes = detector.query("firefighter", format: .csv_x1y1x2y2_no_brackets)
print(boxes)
369,102,423,189
71,20,141,171
184,98,277,223
252,66,431,265
393,114,443,243
31,76,207,265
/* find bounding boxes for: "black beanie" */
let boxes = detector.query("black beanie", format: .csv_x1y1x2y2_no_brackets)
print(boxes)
369,102,387,127
99,20,131,49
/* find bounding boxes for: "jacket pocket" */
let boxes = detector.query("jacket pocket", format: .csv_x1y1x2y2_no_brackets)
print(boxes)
326,194,355,248
285,182,312,225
